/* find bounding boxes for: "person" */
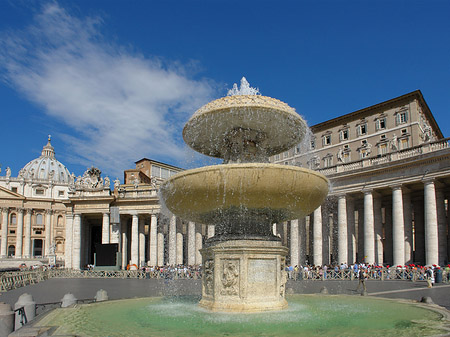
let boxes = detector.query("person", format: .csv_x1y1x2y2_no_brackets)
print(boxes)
426,267,434,288
356,267,367,293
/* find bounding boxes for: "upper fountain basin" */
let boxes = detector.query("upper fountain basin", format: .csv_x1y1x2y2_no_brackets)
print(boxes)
160,163,329,225
183,95,307,159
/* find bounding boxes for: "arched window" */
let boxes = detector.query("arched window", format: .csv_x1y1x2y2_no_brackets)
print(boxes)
36,214,43,226
8,245,15,257
10,213,16,226
57,215,63,227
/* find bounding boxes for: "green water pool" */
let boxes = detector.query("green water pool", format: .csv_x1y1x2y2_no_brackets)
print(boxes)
37,295,448,337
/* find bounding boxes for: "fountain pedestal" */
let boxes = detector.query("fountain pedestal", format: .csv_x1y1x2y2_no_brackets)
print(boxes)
199,239,288,312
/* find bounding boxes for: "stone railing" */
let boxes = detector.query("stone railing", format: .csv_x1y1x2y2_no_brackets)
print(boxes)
0,268,202,292
289,268,450,283
317,137,450,176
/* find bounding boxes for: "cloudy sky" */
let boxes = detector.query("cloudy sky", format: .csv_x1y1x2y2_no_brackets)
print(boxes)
0,0,449,180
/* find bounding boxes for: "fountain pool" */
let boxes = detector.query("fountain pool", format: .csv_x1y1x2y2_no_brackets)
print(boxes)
34,295,449,336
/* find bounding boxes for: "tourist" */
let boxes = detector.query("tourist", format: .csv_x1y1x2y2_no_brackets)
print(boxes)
356,266,367,293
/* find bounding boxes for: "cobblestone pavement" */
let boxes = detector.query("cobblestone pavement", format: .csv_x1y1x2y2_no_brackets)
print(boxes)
0,278,449,310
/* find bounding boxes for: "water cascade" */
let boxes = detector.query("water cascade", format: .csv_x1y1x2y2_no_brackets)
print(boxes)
161,78,329,312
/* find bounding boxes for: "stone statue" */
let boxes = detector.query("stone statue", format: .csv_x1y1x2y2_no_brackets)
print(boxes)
18,169,25,178
5,167,11,178
79,167,102,188
391,134,398,151
104,176,110,188
337,148,344,162
114,178,120,190
220,260,239,295
366,142,372,155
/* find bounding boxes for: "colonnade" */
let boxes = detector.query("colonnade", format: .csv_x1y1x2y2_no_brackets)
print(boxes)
65,212,215,270
0,207,57,258
289,178,449,267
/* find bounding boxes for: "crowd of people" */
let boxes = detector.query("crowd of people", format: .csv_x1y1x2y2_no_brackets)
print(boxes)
285,263,450,285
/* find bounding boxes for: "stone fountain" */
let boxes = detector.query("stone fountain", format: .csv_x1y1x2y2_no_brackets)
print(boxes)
161,78,329,312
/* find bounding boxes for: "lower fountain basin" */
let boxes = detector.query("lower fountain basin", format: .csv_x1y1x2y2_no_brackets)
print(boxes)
33,295,450,337
161,163,329,226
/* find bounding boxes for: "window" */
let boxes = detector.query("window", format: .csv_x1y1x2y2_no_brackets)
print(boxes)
357,124,367,136
10,214,16,225
58,191,65,197
36,214,43,226
283,151,289,159
401,129,408,135
9,230,15,234
339,129,349,141
396,111,408,125
35,188,44,196
400,138,409,150
322,135,331,146
323,156,333,168
342,152,351,163
376,118,386,130
274,154,280,161
295,145,301,154
380,134,386,140
11,187,17,193
310,140,315,150
379,143,388,155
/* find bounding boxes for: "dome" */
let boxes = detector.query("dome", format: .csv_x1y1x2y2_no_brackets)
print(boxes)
19,136,72,184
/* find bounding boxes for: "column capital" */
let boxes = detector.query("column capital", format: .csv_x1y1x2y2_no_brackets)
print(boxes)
16,207,24,214
422,177,435,185
25,208,33,215
391,184,403,191
1,207,9,213
336,193,347,200
45,209,53,215
102,212,110,216
362,188,373,195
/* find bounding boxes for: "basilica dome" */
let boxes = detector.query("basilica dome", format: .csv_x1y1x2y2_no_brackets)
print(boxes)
19,136,72,184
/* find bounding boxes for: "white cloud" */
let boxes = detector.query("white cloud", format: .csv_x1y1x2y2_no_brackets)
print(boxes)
0,3,216,177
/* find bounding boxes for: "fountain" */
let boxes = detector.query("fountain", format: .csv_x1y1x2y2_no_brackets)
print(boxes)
161,77,329,312
20,79,450,336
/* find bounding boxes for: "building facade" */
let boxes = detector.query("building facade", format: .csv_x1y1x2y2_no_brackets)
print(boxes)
0,90,449,269
271,90,450,267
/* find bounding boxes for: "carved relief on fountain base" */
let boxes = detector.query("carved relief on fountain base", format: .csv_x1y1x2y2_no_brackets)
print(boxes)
199,239,288,312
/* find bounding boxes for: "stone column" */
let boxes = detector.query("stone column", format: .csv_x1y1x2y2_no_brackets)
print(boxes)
346,198,356,264
157,231,164,266
149,214,158,266
195,223,203,265
403,191,413,264
168,215,177,266
313,206,322,266
207,224,215,239
385,203,393,265
23,209,32,258
424,179,439,266
1,208,8,258
392,186,405,266
139,219,145,267
188,221,196,265
121,218,128,269
45,209,52,257
299,217,307,265
15,208,24,258
65,214,73,269
130,214,139,266
290,219,299,267
176,232,183,265
373,195,383,265
357,207,364,262
72,214,82,270
436,188,447,265
337,195,348,264
102,212,110,244
413,198,425,264
363,190,375,265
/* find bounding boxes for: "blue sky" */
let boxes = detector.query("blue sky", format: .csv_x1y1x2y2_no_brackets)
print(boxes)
0,0,449,180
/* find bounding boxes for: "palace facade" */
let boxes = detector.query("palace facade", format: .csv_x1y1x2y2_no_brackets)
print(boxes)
0,90,449,269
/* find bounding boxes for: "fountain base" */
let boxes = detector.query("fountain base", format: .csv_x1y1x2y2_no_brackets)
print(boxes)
199,239,288,312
